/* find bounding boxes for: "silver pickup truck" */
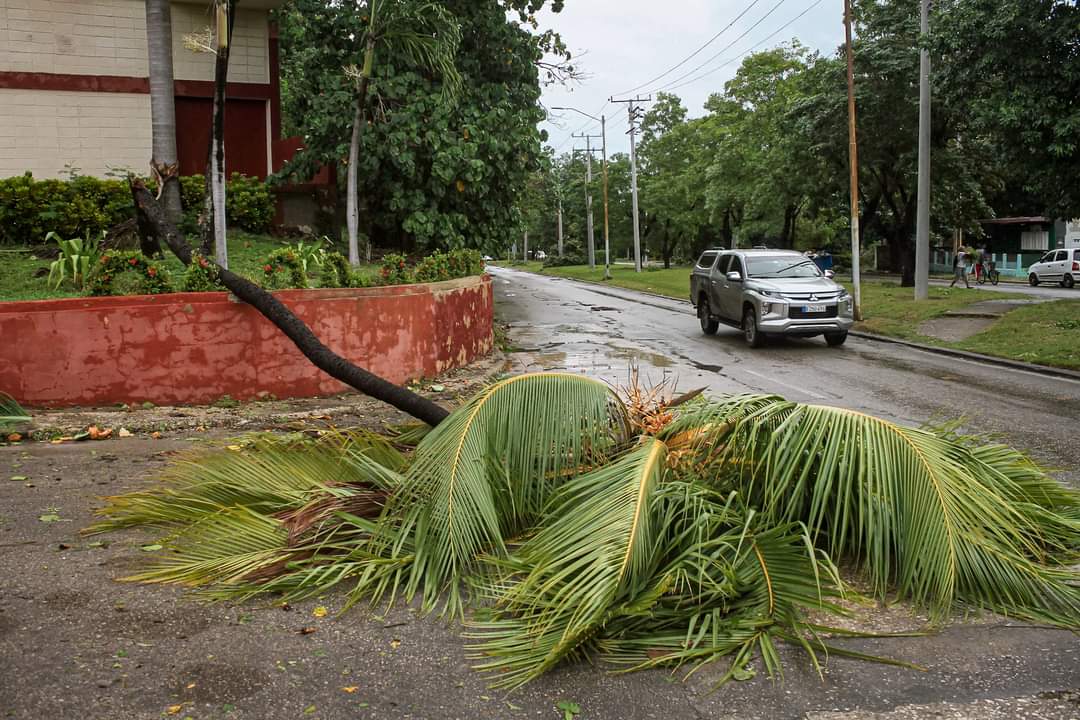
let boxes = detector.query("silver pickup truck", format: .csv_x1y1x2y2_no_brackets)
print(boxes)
690,248,854,347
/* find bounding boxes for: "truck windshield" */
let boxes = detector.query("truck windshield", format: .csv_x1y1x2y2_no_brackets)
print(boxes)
746,257,822,278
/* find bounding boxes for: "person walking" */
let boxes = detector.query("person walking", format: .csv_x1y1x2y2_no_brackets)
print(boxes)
950,248,971,288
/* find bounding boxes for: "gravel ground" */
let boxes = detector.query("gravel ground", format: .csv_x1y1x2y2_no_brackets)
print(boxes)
2,353,1078,720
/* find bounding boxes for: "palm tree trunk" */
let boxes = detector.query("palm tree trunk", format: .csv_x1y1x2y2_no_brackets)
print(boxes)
346,100,363,266
131,179,450,427
143,0,179,254
346,35,376,267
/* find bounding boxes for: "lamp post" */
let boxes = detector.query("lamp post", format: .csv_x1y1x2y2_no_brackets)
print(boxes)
553,107,611,280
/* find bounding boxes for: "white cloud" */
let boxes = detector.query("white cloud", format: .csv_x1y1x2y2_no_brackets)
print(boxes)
535,0,844,155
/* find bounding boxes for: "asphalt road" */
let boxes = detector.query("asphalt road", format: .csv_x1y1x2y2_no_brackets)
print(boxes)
491,266,1080,488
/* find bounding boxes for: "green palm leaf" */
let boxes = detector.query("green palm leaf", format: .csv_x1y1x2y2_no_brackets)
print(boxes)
0,392,30,433
709,397,1080,625
467,438,667,688
85,432,402,534
375,372,627,615
122,506,293,586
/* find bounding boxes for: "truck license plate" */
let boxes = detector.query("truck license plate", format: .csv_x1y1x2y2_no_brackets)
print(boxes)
803,304,826,313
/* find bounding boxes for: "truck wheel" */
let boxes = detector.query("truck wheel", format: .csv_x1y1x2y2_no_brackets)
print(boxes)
742,307,764,348
825,332,848,347
698,296,719,335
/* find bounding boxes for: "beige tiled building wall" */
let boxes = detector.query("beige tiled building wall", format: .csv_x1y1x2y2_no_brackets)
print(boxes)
0,0,270,178
0,0,269,82
0,89,151,178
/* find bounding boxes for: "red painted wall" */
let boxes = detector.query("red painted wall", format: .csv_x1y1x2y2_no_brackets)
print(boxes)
0,276,493,408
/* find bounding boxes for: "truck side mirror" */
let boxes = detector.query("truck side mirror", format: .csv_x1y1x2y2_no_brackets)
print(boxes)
726,271,742,282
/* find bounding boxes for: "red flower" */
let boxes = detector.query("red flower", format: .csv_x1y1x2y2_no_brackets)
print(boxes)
398,261,405,269
147,267,157,277
100,256,108,264
198,257,209,269
264,264,273,273
128,258,138,266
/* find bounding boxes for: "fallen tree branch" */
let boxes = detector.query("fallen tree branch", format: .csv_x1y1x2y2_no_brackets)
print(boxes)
130,177,450,427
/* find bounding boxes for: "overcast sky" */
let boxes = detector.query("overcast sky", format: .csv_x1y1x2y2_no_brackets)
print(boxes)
535,0,844,156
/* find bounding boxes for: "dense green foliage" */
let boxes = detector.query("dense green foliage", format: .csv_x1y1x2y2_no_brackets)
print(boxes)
0,174,130,245
88,374,1080,687
275,0,568,255
0,173,274,245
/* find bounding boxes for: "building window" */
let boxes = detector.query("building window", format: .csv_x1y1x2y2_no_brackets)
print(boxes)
1021,229,1049,250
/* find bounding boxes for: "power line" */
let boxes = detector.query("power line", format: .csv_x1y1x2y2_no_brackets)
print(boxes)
651,0,790,93
612,0,768,98
660,0,825,93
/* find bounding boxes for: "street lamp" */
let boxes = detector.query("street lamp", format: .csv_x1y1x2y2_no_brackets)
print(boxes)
552,107,611,280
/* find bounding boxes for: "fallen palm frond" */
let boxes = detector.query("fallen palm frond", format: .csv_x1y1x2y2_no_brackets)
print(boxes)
84,431,401,534
372,372,628,615
708,398,1080,625
467,439,669,688
88,373,1080,689
0,392,30,433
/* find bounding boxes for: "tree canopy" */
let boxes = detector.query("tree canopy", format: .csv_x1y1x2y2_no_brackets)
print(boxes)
276,0,569,255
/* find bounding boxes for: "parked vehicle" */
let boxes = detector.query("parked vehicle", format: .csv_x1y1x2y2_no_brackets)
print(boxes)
690,248,855,347
1028,248,1080,288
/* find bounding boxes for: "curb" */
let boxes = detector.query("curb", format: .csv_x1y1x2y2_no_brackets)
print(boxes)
847,330,1080,381
493,266,1080,381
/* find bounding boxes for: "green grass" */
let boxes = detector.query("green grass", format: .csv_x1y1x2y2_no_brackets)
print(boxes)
843,282,1008,340
530,263,1080,370
539,264,693,300
0,233,377,302
953,301,1080,370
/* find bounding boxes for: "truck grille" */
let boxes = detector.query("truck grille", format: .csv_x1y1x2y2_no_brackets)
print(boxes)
789,306,838,319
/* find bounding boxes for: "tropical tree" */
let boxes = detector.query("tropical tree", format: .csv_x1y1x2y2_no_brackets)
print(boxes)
340,0,463,266
277,0,569,256
88,373,1080,688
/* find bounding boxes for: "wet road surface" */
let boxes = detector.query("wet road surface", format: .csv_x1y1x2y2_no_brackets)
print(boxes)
491,266,1080,488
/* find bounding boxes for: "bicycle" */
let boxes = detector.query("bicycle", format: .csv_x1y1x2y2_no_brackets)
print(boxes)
976,259,999,286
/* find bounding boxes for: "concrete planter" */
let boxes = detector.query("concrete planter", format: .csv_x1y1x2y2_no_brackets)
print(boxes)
0,275,493,407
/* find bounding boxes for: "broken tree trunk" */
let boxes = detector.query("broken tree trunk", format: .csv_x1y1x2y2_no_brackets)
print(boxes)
131,178,451,427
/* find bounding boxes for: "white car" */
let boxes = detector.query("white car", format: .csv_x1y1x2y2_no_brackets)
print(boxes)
1028,248,1080,288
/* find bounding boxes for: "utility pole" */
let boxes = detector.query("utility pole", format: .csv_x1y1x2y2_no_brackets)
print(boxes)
914,0,931,300
573,131,601,269
611,95,651,273
523,230,528,263
557,196,563,258
844,0,862,320
554,107,610,278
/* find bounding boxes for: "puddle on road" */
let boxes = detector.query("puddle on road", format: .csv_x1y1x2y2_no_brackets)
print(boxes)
606,344,674,368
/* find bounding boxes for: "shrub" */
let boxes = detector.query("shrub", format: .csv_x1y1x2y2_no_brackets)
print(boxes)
379,253,411,285
448,249,484,277
180,254,223,292
175,174,274,234
88,251,173,296
413,251,452,283
262,247,308,289
321,251,367,288
543,253,586,268
0,173,130,244
0,173,275,244
225,174,274,233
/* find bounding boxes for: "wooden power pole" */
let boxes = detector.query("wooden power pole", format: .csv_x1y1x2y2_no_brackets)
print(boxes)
844,0,863,320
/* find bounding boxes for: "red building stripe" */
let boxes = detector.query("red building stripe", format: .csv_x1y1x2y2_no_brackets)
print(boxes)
0,71,272,100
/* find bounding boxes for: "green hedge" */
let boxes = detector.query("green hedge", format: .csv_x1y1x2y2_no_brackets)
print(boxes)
0,172,275,245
